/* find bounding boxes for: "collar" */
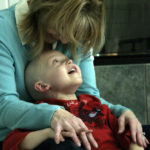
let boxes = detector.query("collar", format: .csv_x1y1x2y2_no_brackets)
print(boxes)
37,98,78,107
15,0,29,45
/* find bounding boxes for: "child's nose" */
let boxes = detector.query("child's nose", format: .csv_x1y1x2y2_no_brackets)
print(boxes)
66,59,73,64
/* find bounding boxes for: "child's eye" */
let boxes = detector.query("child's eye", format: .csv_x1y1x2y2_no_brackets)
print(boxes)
53,59,59,64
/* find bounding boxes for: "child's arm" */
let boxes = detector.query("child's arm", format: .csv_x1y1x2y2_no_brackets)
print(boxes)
129,142,144,150
19,128,53,150
19,128,64,150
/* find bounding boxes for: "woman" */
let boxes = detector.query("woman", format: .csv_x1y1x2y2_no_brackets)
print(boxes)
0,0,148,149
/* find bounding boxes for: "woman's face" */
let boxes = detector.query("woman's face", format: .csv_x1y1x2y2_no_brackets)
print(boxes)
45,29,68,44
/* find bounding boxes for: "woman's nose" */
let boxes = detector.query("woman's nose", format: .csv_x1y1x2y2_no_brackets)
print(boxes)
60,37,68,44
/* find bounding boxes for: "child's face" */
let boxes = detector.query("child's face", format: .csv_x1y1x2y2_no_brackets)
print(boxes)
43,51,82,92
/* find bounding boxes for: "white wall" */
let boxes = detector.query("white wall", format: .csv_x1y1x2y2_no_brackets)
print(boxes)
0,0,8,9
0,0,19,10
9,0,19,6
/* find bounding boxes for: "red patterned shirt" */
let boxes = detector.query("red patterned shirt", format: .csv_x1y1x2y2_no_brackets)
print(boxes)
3,94,130,150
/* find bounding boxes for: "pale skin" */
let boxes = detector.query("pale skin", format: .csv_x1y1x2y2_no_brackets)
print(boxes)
19,50,146,150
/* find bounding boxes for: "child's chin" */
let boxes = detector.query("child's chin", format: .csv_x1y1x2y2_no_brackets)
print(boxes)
77,79,83,85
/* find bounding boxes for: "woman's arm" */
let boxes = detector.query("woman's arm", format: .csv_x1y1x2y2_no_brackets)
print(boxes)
76,49,128,117
0,39,61,140
0,43,60,128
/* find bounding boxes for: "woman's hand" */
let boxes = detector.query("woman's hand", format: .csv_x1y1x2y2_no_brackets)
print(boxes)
118,110,149,148
50,108,98,150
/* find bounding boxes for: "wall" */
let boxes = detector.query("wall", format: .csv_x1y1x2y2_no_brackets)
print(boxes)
95,63,150,125
0,0,19,10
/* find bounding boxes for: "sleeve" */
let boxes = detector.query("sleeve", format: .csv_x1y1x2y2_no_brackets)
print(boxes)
76,48,128,117
3,129,30,150
107,106,131,150
0,42,62,131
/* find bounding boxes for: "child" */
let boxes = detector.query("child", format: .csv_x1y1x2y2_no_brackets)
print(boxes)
3,50,144,150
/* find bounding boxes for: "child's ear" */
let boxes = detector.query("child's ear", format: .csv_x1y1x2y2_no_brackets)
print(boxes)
34,81,51,93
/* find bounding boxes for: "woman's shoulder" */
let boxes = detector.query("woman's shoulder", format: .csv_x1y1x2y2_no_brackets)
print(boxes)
0,5,16,34
0,6,19,45
0,5,15,21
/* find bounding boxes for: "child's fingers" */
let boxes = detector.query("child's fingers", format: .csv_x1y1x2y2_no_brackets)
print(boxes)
61,131,73,137
60,133,65,142
54,125,62,144
48,128,65,142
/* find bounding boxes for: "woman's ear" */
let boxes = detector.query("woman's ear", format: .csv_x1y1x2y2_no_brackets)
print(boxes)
34,81,51,93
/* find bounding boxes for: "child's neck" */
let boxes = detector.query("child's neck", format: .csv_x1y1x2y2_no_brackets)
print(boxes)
46,92,77,100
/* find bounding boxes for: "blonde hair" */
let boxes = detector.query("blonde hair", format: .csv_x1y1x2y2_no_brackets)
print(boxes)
20,0,105,59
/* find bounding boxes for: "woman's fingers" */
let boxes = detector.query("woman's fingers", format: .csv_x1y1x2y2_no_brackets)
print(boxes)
70,117,86,133
146,137,150,144
74,117,98,149
78,120,98,149
51,108,97,148
51,109,82,146
118,116,125,134
86,132,98,149
118,110,149,148
77,118,91,132
62,131,81,147
137,132,149,148
56,120,81,146
68,129,81,147
129,120,149,148
118,110,138,143
54,124,62,144
139,135,148,148
129,119,146,147
62,130,98,150
135,122,143,146
129,119,139,143
79,131,91,150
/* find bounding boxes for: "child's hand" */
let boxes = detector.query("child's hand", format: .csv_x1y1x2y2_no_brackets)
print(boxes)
47,128,65,142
